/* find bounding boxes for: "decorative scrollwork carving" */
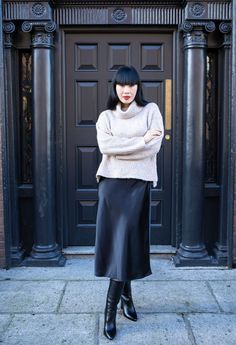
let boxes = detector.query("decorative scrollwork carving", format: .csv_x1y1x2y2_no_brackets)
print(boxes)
219,22,232,34
3,22,15,34
205,21,216,33
112,8,127,23
219,22,232,48
181,21,193,33
4,35,13,47
3,22,16,47
21,21,57,40
190,3,205,17
44,22,57,33
184,30,207,49
31,3,46,17
22,21,33,33
180,20,216,34
32,32,54,47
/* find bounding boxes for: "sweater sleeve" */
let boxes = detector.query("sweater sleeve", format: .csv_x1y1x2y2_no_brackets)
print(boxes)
96,112,146,155
116,103,164,160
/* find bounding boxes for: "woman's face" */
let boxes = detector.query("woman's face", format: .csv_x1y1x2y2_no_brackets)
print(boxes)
116,84,138,108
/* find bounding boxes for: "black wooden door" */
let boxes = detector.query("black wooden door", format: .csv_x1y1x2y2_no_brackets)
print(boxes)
65,30,172,246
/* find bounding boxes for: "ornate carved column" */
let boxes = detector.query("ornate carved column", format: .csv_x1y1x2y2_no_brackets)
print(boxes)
3,22,24,265
174,21,215,266
21,21,65,266
214,22,232,264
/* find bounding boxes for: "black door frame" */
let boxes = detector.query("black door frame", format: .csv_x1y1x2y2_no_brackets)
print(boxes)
55,26,182,250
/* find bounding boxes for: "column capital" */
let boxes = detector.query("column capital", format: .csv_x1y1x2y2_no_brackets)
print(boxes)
21,21,57,48
183,28,207,49
180,20,216,49
21,21,57,33
180,20,216,34
31,31,54,48
219,22,232,49
3,21,16,48
219,22,232,34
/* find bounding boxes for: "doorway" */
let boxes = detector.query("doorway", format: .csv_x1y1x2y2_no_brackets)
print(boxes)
64,29,173,246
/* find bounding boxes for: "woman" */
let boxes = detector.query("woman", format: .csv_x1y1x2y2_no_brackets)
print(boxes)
94,66,164,340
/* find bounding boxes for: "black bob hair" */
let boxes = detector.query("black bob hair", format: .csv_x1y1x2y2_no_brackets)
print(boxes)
107,66,149,110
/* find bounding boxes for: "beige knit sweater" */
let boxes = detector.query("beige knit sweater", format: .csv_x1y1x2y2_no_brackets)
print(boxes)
95,101,164,187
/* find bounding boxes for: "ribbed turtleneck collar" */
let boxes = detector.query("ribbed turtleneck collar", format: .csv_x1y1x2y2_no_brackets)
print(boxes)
114,101,143,119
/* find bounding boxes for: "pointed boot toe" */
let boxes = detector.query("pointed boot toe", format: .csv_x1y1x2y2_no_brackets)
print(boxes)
104,323,116,340
121,295,138,321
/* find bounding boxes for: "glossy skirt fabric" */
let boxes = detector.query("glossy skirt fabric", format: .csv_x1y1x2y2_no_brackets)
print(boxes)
94,177,152,281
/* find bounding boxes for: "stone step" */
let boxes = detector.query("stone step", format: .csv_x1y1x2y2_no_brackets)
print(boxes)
62,245,177,256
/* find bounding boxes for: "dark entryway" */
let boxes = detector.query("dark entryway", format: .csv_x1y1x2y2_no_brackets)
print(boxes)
1,1,233,268
64,29,173,246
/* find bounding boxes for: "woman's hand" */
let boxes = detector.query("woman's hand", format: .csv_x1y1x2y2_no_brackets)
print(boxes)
144,129,162,144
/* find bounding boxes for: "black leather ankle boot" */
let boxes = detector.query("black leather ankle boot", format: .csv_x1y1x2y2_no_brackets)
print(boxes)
104,279,125,340
120,280,137,321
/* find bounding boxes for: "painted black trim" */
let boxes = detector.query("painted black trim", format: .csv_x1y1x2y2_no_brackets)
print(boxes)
50,0,187,5
3,2,231,23
228,0,236,268
0,0,11,269
59,25,179,249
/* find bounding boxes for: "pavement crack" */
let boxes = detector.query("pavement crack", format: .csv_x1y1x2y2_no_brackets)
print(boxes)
56,281,68,313
0,314,15,343
205,281,224,313
182,313,197,345
95,312,100,345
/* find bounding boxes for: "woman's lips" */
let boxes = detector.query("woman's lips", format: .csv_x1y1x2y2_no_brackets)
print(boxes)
123,96,131,100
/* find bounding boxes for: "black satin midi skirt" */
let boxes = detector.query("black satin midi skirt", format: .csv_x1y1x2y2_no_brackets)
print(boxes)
94,177,152,281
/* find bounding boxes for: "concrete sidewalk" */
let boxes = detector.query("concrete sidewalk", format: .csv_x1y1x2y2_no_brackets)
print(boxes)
0,255,236,345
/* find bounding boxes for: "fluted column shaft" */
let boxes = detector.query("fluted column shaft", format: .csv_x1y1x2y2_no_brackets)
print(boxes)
174,25,213,266
22,22,65,266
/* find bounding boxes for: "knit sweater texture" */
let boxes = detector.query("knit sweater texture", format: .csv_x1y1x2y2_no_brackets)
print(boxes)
95,101,164,187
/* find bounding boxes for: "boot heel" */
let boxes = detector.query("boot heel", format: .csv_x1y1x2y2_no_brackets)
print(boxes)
120,282,138,322
120,298,123,310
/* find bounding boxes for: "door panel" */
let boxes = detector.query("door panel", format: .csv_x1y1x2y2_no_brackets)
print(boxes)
65,30,172,245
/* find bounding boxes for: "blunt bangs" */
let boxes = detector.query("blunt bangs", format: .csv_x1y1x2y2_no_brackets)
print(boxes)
107,65,149,110
114,66,140,86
